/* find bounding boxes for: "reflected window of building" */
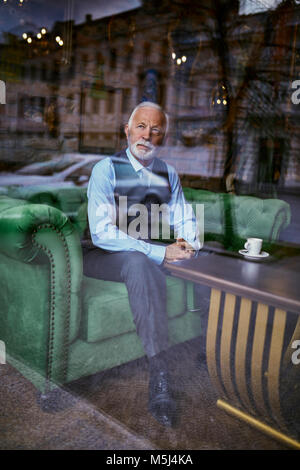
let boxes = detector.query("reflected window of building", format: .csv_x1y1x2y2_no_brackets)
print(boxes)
98,52,104,63
122,88,131,114
80,92,86,116
92,98,99,114
51,60,60,82
110,49,117,69
41,63,47,82
143,42,151,65
30,65,37,81
106,90,115,114
18,95,46,124
66,94,75,114
125,46,133,70
158,84,166,108
81,54,88,70
18,96,25,119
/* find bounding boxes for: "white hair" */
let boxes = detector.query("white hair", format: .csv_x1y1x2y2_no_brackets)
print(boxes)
127,101,169,136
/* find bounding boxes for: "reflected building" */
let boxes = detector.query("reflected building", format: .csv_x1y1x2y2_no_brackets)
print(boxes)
0,0,299,194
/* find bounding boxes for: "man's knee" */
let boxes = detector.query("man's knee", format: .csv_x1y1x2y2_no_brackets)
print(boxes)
121,251,151,274
120,251,162,282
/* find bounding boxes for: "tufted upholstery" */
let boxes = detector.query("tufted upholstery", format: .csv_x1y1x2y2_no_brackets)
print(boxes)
182,188,291,250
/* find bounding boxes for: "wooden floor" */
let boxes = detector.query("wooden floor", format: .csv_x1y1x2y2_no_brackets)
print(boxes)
0,338,290,450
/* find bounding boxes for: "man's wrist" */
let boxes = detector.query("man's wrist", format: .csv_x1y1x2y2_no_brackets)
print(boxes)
148,243,167,265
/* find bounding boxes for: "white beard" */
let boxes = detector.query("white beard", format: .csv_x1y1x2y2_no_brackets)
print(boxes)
129,138,157,162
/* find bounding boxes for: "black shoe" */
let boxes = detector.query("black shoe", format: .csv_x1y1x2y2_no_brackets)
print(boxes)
148,369,177,427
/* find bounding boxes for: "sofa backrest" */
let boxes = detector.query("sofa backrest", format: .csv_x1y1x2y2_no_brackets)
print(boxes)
183,188,291,249
14,185,290,250
6,186,87,221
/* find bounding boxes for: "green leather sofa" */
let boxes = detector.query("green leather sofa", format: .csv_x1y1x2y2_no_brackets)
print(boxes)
0,188,291,405
0,195,201,401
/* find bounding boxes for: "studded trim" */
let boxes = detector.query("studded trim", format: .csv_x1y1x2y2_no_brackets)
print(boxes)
32,223,71,393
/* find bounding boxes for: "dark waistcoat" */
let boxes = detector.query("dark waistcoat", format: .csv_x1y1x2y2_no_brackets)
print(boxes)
82,150,171,245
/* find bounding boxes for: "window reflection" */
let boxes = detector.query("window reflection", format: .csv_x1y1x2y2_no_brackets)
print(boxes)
0,0,299,243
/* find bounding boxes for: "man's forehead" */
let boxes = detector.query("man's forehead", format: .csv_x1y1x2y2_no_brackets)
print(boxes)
132,107,166,126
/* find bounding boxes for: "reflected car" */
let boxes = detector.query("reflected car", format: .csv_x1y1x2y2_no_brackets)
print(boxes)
0,154,171,209
15,154,87,176
0,155,105,187
110,157,170,207
0,154,169,204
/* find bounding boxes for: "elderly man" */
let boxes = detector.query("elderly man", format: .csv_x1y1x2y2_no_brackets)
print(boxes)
82,102,201,427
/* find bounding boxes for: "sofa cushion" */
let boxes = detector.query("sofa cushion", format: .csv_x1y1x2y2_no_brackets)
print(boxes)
80,274,187,343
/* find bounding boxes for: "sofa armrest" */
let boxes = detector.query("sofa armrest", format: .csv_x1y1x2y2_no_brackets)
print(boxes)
0,196,83,391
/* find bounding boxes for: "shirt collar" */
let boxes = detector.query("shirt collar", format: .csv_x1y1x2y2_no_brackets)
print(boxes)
126,147,154,173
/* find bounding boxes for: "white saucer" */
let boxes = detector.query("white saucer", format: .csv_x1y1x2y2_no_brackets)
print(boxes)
239,249,269,259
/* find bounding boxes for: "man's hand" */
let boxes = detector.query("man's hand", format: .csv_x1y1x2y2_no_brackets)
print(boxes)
164,238,195,263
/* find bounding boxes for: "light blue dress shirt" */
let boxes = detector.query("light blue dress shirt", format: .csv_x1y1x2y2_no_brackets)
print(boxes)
87,148,202,265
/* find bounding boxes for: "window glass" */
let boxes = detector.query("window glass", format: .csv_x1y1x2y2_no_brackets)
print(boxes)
0,0,299,245
0,0,300,451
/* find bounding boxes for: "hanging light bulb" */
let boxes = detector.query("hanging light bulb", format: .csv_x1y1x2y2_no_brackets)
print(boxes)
172,52,176,60
182,55,187,62
176,58,181,65
22,33,28,40
210,81,230,113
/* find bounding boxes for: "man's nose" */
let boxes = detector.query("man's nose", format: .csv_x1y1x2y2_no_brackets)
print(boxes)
141,126,151,140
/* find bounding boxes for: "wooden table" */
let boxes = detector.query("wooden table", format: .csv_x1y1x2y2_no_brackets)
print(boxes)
166,242,300,449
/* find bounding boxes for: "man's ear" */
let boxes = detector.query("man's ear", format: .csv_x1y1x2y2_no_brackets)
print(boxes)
124,123,129,139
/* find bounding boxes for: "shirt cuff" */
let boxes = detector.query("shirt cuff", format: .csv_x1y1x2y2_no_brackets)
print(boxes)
148,243,166,265
184,238,202,251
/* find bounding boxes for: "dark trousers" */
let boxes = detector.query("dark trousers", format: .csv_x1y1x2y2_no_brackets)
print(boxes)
82,246,169,358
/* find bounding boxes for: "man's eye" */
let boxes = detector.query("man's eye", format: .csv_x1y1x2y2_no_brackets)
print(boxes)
137,124,145,129
152,128,161,135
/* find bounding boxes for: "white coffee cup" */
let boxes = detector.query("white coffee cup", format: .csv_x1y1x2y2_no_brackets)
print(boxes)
244,237,262,256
